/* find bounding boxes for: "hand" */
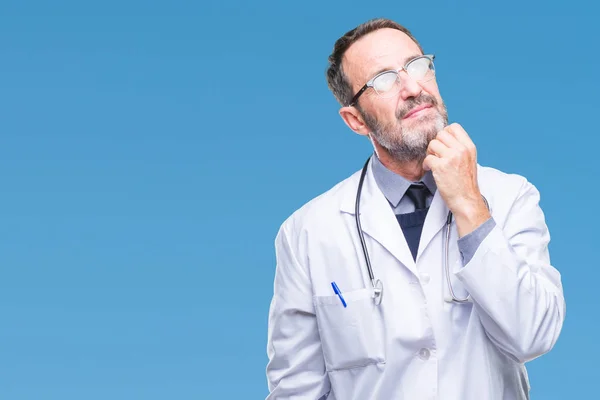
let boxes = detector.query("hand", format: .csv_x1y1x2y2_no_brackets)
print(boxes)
423,123,490,236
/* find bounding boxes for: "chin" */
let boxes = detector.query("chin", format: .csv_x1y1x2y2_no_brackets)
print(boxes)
404,113,446,136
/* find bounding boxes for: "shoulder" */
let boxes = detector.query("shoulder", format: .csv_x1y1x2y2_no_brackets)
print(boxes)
478,164,526,185
276,167,361,239
477,164,543,220
477,164,538,195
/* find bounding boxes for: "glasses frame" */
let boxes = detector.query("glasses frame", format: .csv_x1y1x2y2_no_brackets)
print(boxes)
347,54,436,107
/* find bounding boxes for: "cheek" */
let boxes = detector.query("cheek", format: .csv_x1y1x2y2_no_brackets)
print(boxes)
365,101,395,124
386,103,403,125
422,81,442,102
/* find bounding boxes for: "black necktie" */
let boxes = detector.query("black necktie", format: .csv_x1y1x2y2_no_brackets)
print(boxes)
397,183,430,261
405,183,429,210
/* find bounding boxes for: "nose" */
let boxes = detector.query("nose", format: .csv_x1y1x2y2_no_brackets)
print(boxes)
397,70,422,100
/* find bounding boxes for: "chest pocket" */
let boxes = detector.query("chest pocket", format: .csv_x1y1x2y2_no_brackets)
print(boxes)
313,288,386,371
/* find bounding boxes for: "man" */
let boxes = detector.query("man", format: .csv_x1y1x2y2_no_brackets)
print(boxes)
265,18,565,400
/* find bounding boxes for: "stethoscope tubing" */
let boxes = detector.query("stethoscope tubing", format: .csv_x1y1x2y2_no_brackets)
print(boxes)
355,156,479,305
355,157,376,284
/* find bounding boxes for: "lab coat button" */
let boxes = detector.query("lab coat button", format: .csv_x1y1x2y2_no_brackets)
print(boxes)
419,348,431,360
420,273,430,284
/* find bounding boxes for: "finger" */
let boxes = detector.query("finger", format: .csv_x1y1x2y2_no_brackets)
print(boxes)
446,123,475,150
423,154,440,171
436,126,464,150
427,139,450,158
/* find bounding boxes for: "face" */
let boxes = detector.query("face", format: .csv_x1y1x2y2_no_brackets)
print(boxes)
340,28,449,163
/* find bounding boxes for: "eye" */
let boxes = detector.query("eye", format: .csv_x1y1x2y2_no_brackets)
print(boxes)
372,72,398,93
406,57,434,80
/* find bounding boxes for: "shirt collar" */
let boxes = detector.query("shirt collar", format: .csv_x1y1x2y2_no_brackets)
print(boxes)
371,153,437,208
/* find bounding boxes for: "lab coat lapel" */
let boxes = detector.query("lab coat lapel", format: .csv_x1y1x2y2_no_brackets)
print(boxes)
340,161,417,276
418,189,450,261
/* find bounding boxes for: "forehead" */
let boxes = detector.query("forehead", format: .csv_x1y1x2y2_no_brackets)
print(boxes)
343,28,422,89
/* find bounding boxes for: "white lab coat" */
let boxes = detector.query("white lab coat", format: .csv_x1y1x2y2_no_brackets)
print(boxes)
266,160,565,400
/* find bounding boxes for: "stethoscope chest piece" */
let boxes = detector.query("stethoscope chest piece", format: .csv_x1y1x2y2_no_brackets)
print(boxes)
372,279,383,305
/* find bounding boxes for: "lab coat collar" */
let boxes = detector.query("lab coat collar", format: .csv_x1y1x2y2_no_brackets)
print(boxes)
340,157,450,273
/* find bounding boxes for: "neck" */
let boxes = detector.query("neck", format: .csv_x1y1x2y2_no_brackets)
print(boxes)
374,143,426,182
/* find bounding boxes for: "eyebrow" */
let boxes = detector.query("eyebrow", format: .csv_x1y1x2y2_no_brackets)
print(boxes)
366,53,422,81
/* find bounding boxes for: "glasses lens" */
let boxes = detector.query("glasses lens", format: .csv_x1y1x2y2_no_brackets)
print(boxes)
372,71,400,97
406,56,435,82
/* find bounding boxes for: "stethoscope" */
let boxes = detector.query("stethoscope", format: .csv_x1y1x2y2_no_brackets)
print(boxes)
355,156,489,306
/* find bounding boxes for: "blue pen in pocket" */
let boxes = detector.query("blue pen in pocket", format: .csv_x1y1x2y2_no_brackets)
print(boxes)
331,281,347,308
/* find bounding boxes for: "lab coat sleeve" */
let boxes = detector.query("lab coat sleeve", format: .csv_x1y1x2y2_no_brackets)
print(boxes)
266,222,331,399
455,178,566,364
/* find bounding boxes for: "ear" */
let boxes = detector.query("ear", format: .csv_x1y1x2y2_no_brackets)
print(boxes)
339,106,371,136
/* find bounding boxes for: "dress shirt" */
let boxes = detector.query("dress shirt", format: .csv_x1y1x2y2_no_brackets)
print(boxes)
371,154,495,263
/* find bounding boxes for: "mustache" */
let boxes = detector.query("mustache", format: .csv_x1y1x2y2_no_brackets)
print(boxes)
396,94,438,119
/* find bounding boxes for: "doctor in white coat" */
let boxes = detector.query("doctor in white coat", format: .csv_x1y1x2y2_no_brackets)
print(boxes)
265,18,565,400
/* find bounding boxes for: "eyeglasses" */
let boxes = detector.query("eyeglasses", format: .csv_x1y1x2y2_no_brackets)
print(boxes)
347,54,436,107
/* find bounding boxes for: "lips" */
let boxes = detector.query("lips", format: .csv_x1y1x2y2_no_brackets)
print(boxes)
403,104,432,119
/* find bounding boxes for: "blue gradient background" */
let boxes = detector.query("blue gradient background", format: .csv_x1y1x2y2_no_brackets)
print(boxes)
0,1,596,399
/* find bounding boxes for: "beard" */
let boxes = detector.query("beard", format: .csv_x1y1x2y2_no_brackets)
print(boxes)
359,94,449,163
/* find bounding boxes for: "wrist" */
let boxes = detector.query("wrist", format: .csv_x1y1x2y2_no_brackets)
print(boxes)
452,196,491,237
